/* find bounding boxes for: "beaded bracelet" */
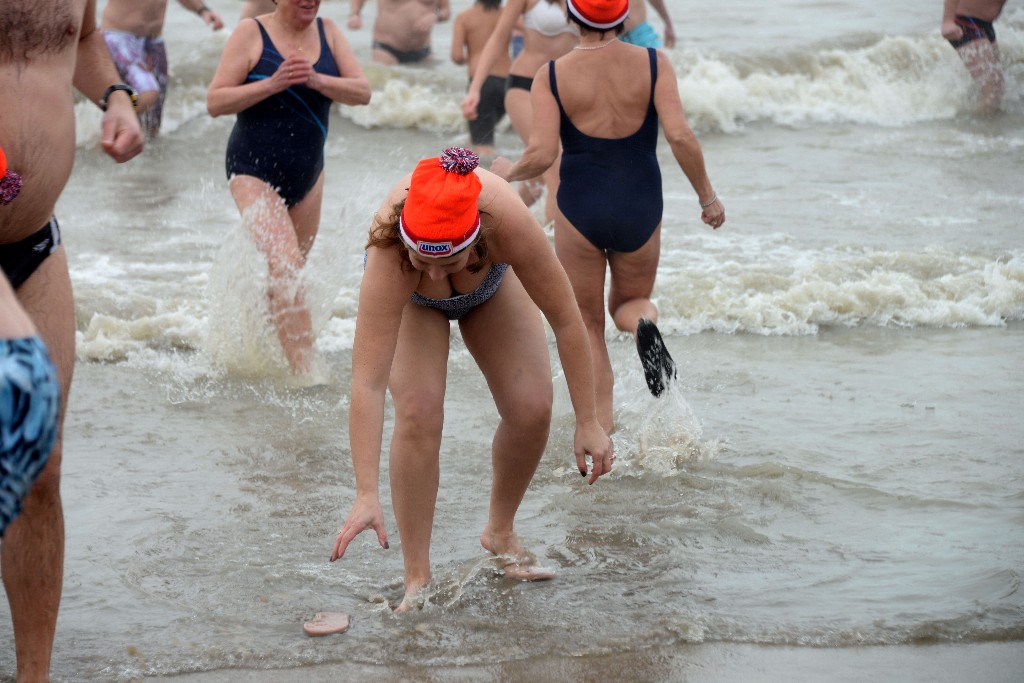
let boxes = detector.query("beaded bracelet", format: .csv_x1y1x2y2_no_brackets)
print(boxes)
699,193,718,209
99,84,139,112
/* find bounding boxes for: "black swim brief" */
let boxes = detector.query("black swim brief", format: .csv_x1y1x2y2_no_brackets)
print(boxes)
506,74,534,92
948,15,996,49
0,217,62,290
372,40,431,64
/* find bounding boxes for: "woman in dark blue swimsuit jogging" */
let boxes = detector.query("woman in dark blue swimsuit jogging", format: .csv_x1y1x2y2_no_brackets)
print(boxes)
492,0,725,431
207,0,370,376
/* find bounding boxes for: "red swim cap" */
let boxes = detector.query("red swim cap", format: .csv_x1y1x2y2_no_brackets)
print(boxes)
567,0,629,30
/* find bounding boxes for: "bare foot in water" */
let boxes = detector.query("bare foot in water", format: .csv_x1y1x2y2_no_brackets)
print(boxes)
302,611,350,637
393,583,429,613
480,530,557,581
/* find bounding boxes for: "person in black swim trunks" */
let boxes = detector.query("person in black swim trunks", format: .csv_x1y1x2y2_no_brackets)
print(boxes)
348,0,450,65
207,0,370,376
0,3,145,678
941,0,1007,113
0,146,60,544
451,0,511,156
492,0,724,431
325,147,612,616
100,0,225,137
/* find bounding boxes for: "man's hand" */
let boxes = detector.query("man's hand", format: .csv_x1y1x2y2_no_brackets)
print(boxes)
100,101,144,162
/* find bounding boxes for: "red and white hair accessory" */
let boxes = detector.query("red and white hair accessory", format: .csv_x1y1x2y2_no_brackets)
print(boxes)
399,147,482,258
566,0,629,30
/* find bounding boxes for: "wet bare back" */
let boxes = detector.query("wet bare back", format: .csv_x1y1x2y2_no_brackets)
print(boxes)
552,43,658,140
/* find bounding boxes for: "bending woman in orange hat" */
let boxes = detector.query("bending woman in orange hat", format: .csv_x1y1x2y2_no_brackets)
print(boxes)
324,147,613,617
492,0,725,431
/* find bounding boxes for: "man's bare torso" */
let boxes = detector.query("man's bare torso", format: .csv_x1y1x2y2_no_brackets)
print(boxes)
0,0,86,240
457,5,507,76
101,0,172,38
374,0,441,51
951,0,1006,22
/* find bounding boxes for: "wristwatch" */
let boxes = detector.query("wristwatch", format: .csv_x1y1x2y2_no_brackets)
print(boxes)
99,84,139,112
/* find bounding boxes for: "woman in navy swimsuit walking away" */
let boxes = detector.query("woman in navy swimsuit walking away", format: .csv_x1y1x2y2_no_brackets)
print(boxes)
493,0,725,431
314,148,612,625
207,0,370,376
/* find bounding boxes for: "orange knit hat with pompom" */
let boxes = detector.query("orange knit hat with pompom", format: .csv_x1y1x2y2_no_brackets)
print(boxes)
399,148,482,258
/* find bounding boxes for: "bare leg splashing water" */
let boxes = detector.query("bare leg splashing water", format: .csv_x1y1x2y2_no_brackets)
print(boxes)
229,174,324,379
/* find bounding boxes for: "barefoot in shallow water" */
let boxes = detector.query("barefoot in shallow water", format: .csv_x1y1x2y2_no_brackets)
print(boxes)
302,611,350,637
393,582,429,613
480,530,557,581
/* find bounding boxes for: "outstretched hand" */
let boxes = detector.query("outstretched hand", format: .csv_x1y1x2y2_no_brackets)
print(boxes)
331,496,389,562
574,420,614,485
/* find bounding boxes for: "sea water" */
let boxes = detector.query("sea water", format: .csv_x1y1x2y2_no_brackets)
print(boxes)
1,1,1022,681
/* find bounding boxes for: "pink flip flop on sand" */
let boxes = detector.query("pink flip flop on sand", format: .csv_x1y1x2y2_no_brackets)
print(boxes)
302,611,350,637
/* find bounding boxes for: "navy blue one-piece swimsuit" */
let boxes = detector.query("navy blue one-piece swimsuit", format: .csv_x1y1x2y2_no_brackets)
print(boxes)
552,47,663,253
225,18,340,207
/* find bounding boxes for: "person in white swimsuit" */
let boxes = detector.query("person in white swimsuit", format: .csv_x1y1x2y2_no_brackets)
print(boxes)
523,0,579,37
462,1,578,224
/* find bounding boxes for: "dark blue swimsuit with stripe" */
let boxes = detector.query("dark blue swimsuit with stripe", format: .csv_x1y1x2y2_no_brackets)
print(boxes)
552,47,663,253
225,18,340,207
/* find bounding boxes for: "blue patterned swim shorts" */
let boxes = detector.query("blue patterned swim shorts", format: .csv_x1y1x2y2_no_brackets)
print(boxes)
619,21,664,49
1,336,60,536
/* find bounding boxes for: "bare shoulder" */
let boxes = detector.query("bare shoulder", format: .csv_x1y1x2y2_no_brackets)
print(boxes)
378,173,414,214
457,5,483,25
218,17,263,61
476,169,547,260
229,16,263,41
320,15,352,49
652,47,680,90
320,14,340,32
654,47,676,75
477,169,519,216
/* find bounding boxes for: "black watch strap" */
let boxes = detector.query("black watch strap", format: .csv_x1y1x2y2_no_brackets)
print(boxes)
100,84,139,112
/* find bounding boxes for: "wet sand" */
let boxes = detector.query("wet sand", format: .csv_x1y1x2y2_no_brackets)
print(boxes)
159,642,1024,682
